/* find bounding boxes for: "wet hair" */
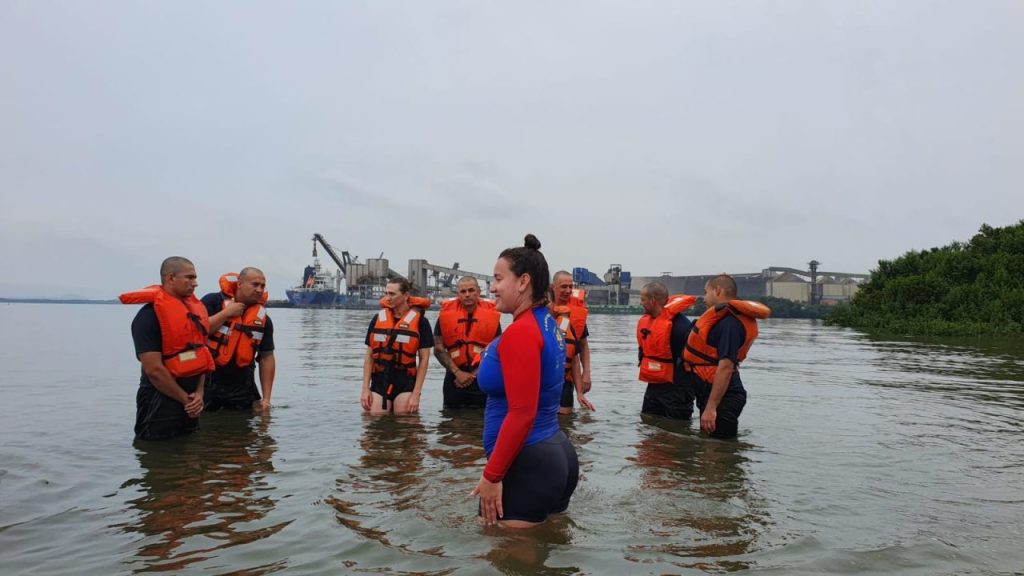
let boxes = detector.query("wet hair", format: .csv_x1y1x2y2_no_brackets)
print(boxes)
159,256,194,281
707,274,737,298
498,234,550,304
387,276,413,294
643,281,668,303
552,270,572,283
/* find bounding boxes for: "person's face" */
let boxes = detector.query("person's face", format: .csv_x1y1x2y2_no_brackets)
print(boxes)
703,282,724,307
456,280,481,308
385,282,407,309
490,258,529,314
235,271,266,305
640,288,657,316
553,275,573,305
166,265,198,299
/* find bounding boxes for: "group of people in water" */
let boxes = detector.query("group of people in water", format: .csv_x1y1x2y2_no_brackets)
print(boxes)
124,234,770,528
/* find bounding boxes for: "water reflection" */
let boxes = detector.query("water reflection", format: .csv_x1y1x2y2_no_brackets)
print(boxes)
119,413,285,573
326,416,429,545
483,518,580,576
428,411,485,470
627,419,764,572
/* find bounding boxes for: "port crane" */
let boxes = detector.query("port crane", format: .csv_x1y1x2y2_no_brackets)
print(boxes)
312,233,357,278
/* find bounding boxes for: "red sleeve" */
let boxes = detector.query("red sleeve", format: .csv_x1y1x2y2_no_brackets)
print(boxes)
483,317,542,483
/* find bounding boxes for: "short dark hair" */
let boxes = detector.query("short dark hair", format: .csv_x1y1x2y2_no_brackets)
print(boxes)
160,256,194,281
498,234,550,304
707,274,737,298
643,281,668,302
387,276,413,294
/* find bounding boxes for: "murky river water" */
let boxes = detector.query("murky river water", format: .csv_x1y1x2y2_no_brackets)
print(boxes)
1,303,1022,575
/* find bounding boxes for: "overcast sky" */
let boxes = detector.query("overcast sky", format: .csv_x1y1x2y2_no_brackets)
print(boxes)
2,1,1021,299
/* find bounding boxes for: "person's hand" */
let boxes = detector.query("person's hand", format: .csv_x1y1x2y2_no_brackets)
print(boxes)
471,474,503,525
223,299,245,319
406,392,421,413
256,399,271,411
184,393,204,418
454,369,473,388
360,387,372,411
578,394,596,411
700,406,717,434
582,373,592,393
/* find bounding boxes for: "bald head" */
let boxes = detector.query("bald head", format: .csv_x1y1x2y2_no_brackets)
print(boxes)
238,267,264,281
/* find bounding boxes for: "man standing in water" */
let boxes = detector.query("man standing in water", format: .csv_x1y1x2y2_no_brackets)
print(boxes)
122,256,213,440
434,276,502,409
549,271,592,414
201,267,277,411
683,274,770,438
636,281,696,419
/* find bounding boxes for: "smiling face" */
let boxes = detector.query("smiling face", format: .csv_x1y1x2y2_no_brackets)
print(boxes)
490,257,530,315
552,274,573,305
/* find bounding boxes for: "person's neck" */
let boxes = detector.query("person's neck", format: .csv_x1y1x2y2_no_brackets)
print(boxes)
394,303,410,316
512,300,533,318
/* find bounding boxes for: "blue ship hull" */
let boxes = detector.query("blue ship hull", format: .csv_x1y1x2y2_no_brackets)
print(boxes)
285,289,341,307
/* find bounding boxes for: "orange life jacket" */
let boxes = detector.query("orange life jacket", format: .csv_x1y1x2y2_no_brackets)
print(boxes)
683,300,771,384
370,297,430,377
207,273,270,368
551,300,588,380
569,288,586,308
437,298,501,370
120,285,215,378
637,295,697,384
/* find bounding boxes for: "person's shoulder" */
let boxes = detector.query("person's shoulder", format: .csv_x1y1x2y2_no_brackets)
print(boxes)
200,292,223,305
132,303,157,321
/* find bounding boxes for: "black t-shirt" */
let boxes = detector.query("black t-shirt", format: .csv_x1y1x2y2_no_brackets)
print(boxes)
365,311,434,349
130,304,202,390
707,314,746,392
201,292,275,387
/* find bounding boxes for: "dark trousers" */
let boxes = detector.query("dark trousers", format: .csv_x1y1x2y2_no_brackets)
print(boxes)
641,380,694,420
693,380,747,439
134,379,200,440
442,370,486,409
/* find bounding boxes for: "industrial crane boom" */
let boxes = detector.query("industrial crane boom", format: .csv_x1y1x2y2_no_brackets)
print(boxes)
312,233,353,277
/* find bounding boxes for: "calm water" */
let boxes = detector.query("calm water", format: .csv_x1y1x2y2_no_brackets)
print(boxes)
1,303,1023,575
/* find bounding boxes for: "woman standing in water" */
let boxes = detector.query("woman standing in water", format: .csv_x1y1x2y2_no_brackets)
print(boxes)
472,235,579,527
361,278,433,415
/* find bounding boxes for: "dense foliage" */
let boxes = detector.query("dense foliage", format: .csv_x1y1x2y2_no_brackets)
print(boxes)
826,221,1024,336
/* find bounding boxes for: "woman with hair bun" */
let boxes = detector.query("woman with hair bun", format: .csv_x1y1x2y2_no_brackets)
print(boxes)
471,234,580,527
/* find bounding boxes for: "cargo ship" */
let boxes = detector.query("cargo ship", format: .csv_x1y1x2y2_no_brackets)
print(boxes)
284,258,343,307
